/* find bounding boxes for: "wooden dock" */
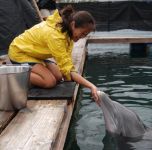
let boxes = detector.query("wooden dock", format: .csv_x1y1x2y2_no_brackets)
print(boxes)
87,31,152,44
0,38,87,150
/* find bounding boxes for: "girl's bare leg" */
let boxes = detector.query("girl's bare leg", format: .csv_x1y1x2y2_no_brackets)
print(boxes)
30,64,57,88
45,62,63,82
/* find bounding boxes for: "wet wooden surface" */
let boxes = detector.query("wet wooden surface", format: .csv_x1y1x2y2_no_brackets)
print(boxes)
0,100,67,150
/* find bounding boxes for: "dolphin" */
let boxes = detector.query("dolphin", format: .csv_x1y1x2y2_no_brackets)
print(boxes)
97,91,152,150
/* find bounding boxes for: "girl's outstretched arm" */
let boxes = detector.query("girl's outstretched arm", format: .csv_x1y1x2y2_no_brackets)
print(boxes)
70,72,99,103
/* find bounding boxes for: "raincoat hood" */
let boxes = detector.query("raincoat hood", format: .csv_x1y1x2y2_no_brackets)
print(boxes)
46,9,62,28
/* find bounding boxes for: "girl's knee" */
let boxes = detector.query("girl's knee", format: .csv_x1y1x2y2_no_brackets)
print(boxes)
43,78,57,88
46,63,62,81
55,73,63,81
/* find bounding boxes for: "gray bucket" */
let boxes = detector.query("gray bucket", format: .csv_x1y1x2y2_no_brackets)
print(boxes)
0,65,30,111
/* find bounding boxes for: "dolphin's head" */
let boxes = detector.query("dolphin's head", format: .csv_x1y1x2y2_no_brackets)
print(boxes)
97,91,147,138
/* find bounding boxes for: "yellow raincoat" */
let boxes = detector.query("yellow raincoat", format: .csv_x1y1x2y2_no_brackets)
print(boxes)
8,10,75,80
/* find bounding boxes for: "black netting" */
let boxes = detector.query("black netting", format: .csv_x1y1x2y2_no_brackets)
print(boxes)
58,1,152,31
0,0,40,53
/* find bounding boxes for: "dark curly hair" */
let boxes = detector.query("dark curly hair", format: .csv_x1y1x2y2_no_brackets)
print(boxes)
58,5,95,38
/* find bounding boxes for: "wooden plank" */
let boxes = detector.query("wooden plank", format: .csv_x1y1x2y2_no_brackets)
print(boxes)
31,0,43,21
87,31,152,44
28,82,76,100
0,111,17,134
53,38,87,150
87,36,152,44
0,100,67,150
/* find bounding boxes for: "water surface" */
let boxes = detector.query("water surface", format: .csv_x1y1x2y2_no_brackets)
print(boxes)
64,42,152,150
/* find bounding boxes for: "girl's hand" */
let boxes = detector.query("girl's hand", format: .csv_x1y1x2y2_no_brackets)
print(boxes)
90,85,100,105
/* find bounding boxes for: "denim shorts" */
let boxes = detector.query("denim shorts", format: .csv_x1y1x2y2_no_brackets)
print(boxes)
10,59,56,66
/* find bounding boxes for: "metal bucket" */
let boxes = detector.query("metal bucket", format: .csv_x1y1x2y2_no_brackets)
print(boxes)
0,65,30,111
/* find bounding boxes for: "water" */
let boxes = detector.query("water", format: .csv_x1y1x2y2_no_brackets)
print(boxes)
64,43,152,150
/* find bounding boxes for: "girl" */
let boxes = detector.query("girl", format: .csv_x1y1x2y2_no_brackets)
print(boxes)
8,5,99,102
